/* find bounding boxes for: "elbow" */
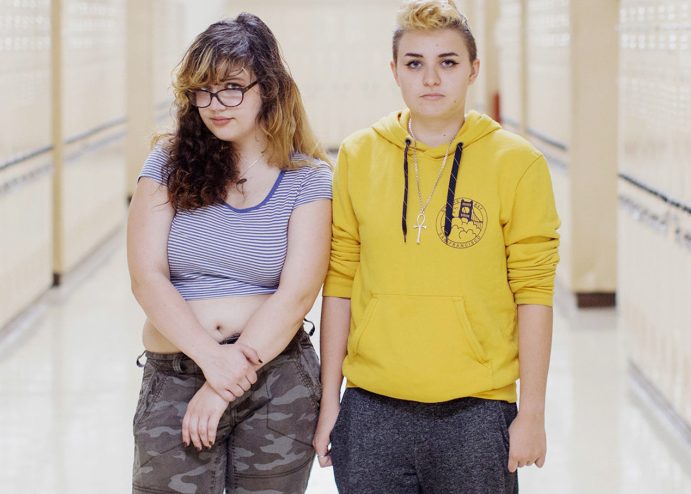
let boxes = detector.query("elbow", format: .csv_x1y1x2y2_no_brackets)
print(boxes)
277,288,320,321
296,290,319,318
129,271,166,303
130,277,147,305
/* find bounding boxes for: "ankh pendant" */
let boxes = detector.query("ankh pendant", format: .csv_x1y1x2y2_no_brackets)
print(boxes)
414,212,427,244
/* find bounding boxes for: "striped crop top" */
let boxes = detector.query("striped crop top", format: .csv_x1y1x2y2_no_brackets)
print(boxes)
138,147,332,300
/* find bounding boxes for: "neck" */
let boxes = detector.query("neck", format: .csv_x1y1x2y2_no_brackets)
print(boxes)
234,136,268,172
409,110,466,148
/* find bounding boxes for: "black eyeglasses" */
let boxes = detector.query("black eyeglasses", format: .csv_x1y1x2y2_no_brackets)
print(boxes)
188,80,259,108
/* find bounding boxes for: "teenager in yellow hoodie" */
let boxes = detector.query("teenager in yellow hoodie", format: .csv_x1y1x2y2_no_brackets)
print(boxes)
314,1,560,492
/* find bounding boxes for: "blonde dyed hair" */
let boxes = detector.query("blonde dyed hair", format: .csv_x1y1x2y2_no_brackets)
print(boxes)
393,0,477,62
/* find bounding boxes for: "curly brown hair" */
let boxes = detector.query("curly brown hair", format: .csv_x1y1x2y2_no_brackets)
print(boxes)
159,14,328,210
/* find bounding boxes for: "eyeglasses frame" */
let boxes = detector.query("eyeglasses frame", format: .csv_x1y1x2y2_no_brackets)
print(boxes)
188,80,259,108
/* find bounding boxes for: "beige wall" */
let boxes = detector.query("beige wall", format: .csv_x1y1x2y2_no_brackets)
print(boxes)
0,154,53,328
225,0,404,149
619,0,691,428
2,0,229,326
57,0,127,274
569,0,618,294
505,0,619,299
496,0,525,133
464,0,500,118
526,0,570,148
124,0,155,196
0,0,53,327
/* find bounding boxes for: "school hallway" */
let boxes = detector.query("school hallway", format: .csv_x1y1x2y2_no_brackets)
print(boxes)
0,232,688,494
2,0,691,492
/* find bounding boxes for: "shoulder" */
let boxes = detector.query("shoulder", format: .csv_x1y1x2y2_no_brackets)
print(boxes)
145,145,171,165
139,145,172,184
480,127,546,180
282,155,332,205
340,127,380,156
286,154,333,180
490,128,542,161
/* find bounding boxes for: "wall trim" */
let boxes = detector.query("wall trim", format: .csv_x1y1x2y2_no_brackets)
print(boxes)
527,127,569,151
619,173,691,216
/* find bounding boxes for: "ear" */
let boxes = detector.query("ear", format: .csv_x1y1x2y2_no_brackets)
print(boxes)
390,59,400,87
469,58,481,84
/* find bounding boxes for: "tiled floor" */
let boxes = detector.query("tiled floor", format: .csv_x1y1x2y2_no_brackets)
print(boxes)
1,234,690,493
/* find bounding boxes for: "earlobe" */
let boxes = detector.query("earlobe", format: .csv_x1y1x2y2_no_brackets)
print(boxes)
469,58,481,83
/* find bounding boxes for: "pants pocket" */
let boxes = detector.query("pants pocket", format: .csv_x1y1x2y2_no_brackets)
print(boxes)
132,370,203,478
132,362,170,428
495,400,517,453
296,334,322,403
265,356,320,447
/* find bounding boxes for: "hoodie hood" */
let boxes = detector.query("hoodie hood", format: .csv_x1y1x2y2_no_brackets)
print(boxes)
372,108,501,157
371,109,502,243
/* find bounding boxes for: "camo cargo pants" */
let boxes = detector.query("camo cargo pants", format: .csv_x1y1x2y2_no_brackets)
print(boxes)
132,330,321,494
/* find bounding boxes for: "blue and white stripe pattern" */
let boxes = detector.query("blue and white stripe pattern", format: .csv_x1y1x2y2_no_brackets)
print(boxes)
138,147,332,300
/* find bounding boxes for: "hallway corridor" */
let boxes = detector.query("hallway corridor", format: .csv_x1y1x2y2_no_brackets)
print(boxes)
1,233,689,494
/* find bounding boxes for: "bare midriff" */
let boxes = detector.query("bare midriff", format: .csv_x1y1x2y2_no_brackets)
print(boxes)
142,293,272,354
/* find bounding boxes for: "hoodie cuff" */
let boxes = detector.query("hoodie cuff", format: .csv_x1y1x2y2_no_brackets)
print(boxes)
323,276,353,299
514,291,554,307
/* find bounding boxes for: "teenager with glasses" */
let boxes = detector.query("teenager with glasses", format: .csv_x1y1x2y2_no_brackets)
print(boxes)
313,1,560,492
127,14,331,494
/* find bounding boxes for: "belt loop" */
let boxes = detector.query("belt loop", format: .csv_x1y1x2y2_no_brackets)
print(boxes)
303,318,316,337
135,350,147,368
172,354,184,373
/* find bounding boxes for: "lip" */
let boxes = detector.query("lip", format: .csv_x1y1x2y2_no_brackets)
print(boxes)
421,93,445,100
210,117,232,125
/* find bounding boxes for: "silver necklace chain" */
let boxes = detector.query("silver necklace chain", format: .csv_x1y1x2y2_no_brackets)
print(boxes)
407,117,455,244
236,154,263,182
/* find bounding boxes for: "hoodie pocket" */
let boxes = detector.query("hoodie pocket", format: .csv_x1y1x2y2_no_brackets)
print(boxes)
452,298,489,364
347,296,379,356
348,294,492,395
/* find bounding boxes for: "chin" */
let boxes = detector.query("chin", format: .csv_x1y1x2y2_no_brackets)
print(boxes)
208,129,238,142
414,103,465,120
412,106,450,119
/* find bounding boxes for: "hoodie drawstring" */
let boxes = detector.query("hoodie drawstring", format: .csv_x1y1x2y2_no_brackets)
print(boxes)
444,142,464,239
402,140,464,243
402,138,411,242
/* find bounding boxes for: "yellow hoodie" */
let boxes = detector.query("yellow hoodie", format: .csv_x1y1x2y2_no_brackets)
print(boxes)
323,109,560,403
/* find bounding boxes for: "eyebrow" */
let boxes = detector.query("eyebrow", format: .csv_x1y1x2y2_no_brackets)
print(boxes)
216,76,247,85
403,52,461,58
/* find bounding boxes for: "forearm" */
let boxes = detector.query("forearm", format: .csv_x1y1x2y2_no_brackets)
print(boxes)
517,304,553,416
319,296,350,405
132,273,219,364
236,289,315,366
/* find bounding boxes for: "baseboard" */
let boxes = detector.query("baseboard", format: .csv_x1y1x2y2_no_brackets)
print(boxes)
575,292,616,308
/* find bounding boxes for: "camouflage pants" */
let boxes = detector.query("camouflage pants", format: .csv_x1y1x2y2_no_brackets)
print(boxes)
132,330,321,494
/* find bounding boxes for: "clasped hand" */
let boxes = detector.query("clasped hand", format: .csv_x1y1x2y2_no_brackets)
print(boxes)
199,342,261,402
183,343,261,450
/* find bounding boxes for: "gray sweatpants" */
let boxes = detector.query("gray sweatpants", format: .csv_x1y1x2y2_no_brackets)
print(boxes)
330,388,518,494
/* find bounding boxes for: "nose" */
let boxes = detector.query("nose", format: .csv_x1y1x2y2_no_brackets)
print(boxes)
208,93,226,111
423,66,441,87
